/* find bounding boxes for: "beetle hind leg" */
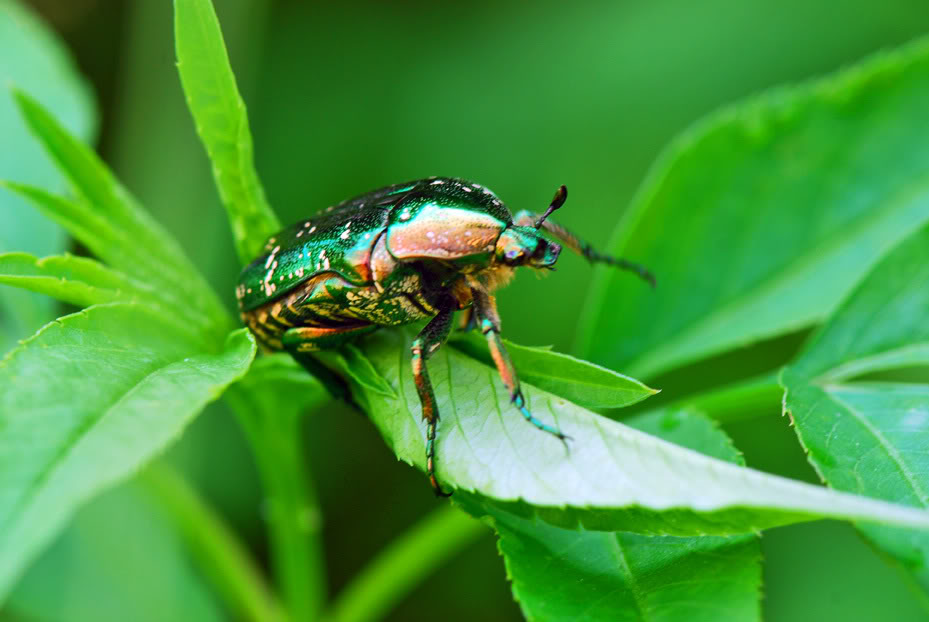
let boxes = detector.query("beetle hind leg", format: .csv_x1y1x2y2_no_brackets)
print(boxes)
411,300,457,497
282,324,378,403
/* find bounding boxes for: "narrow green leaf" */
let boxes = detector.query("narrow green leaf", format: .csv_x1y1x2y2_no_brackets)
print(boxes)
8,91,230,329
0,182,220,338
580,35,929,379
0,0,96,351
8,479,226,622
174,0,279,264
460,409,760,622
451,332,657,410
322,506,485,622
140,464,285,622
331,328,929,536
0,251,159,309
0,303,256,601
782,221,929,596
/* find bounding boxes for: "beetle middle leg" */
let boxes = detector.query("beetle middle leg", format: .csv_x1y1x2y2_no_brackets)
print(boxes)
456,307,476,332
411,299,457,497
468,283,570,448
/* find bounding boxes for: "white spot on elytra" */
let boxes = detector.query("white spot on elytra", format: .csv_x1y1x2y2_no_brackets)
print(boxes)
462,186,472,193
431,180,444,185
399,211,411,221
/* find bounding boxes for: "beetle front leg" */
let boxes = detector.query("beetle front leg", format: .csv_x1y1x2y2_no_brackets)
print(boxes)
411,302,457,497
469,285,570,448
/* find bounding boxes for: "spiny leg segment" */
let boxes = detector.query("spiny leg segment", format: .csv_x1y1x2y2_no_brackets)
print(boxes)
469,283,570,448
410,299,457,497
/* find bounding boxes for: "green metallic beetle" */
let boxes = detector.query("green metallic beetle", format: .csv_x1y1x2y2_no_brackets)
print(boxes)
237,177,653,495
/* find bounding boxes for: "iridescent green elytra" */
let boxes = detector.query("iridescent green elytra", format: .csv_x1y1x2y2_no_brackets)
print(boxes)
237,177,654,495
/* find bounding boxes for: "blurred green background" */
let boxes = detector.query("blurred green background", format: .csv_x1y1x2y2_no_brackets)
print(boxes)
4,0,929,620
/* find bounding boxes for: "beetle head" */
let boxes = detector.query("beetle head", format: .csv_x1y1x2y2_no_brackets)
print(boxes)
494,184,568,269
495,226,561,269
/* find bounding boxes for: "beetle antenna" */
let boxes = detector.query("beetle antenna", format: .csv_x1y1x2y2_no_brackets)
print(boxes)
534,185,567,229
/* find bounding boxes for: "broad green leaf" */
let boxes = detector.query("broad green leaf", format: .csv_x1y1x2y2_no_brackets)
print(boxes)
9,91,230,330
332,328,929,536
174,0,279,264
225,354,329,620
0,303,256,601
782,221,929,596
460,408,760,622
7,479,226,622
451,332,658,410
0,0,95,352
580,35,929,379
0,251,160,309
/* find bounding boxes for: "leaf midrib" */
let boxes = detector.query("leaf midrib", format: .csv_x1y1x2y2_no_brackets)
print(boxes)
608,536,649,621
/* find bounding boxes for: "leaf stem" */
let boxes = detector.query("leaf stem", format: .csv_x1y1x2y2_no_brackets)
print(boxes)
322,505,486,622
140,463,285,622
227,384,327,622
678,370,783,423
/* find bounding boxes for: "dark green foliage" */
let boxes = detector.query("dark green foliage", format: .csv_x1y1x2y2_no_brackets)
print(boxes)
3,0,929,621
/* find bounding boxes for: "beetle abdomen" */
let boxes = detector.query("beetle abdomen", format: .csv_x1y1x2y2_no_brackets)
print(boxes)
242,265,437,351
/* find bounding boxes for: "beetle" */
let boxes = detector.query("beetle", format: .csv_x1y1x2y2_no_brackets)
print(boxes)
237,177,654,496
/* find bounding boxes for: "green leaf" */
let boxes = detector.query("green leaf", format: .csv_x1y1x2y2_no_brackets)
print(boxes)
782,221,929,596
0,182,215,335
580,35,929,379
0,0,96,351
7,479,227,622
451,332,658,410
8,91,230,331
335,328,929,536
460,408,761,622
0,303,256,602
0,251,160,309
174,0,279,264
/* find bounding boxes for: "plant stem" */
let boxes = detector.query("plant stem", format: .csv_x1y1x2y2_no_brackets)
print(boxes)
322,505,487,622
679,370,783,423
227,384,327,622
140,463,285,622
